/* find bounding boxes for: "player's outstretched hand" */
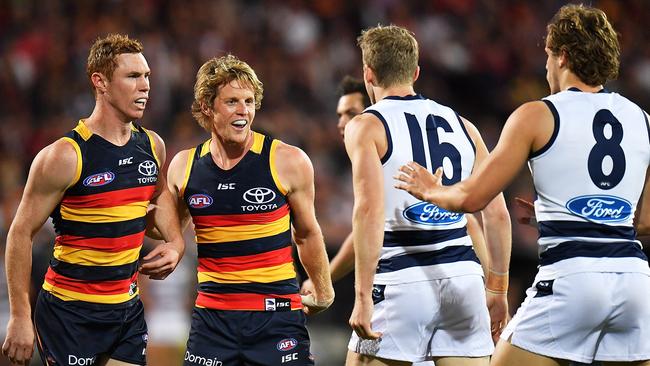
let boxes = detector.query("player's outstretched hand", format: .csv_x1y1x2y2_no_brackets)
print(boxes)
394,162,442,202
300,292,334,316
2,316,34,365
514,197,537,227
139,243,182,280
349,297,382,340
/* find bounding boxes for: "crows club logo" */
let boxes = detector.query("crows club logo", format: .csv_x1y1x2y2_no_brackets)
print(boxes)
243,187,276,204
138,160,157,176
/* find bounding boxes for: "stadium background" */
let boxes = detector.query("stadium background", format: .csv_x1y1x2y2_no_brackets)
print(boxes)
0,0,649,365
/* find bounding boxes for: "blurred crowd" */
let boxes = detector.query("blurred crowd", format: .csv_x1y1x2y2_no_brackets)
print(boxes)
1,0,649,365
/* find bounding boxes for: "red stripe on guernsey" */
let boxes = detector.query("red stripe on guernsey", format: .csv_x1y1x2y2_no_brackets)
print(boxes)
193,204,289,228
56,231,145,252
196,292,303,311
45,268,137,295
198,246,292,273
61,186,156,208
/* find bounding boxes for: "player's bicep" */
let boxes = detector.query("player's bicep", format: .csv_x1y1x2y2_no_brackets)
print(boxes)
634,167,650,235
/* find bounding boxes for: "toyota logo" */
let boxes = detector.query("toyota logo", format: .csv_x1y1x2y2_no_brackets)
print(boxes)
243,187,276,204
138,160,158,177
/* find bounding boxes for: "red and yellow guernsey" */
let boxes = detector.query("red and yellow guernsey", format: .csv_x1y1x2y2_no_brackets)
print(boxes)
181,132,301,311
45,120,159,304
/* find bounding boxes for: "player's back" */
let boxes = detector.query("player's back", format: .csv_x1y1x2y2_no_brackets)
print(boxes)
531,88,650,278
366,94,482,284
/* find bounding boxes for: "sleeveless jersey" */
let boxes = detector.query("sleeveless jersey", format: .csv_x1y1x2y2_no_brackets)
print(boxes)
181,132,301,311
368,94,482,284
530,88,650,279
45,120,160,304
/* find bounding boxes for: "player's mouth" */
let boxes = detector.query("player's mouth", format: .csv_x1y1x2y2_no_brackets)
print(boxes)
134,98,148,109
231,119,248,129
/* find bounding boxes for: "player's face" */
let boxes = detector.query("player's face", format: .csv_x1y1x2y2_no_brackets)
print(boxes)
336,92,365,137
545,46,561,94
104,53,150,122
210,80,256,145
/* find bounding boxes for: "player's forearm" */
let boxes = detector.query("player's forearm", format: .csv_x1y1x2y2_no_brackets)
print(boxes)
481,196,512,273
329,233,355,282
352,203,383,299
295,231,334,303
5,227,35,318
147,189,185,255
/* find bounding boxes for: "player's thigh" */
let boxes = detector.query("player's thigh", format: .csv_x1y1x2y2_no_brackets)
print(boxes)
491,339,569,366
433,356,489,366
345,350,412,366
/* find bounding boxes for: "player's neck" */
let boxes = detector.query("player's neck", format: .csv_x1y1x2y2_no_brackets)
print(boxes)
209,131,254,170
560,73,603,93
84,103,133,146
374,85,416,102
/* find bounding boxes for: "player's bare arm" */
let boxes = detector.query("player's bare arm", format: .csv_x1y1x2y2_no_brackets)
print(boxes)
344,112,386,340
463,117,513,339
275,142,335,315
395,101,552,213
2,139,78,365
140,130,185,280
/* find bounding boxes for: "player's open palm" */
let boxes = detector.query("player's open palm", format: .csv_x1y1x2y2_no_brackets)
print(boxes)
2,316,34,365
349,297,382,340
394,162,442,202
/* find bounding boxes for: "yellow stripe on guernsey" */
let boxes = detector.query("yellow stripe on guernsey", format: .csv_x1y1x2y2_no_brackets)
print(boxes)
53,245,141,266
198,262,296,284
269,139,288,195
142,127,161,167
42,282,137,303
60,201,149,223
251,132,265,154
179,147,198,197
73,120,93,141
60,137,82,189
195,214,290,244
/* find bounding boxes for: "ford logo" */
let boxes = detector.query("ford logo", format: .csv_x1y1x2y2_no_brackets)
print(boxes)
276,338,298,352
83,172,115,187
188,194,213,209
138,160,158,177
566,195,632,222
403,202,464,226
243,187,276,204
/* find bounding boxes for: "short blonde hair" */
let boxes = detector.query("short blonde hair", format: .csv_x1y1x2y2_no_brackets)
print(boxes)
87,34,143,92
191,55,264,131
357,25,418,88
546,4,620,86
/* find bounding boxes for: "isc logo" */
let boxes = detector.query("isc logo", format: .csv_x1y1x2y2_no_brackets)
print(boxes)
188,194,213,208
83,172,115,187
276,338,298,352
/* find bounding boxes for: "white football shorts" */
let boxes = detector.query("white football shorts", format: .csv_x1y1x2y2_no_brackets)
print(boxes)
502,271,650,363
348,275,493,362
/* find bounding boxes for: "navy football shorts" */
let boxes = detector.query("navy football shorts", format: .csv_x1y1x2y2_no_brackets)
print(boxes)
34,291,148,366
184,307,314,366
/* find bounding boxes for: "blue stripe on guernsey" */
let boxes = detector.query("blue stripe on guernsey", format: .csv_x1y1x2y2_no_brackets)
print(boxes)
539,241,647,266
383,227,468,247
530,100,560,158
384,94,426,101
455,112,476,153
365,110,393,164
377,245,479,273
404,113,427,167
49,259,138,282
52,216,146,238
538,221,636,240
197,231,291,258
198,279,299,294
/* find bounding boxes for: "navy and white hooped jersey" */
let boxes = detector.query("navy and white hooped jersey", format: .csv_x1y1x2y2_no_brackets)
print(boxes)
368,94,482,284
530,88,650,279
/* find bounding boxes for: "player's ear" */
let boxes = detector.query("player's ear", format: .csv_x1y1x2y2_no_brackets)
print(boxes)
91,72,108,94
201,102,213,118
363,65,376,87
413,66,420,83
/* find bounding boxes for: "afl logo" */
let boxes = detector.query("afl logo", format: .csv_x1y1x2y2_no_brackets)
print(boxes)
83,172,115,187
276,338,298,352
138,160,157,177
243,187,276,204
403,202,463,226
566,195,631,222
188,194,213,209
